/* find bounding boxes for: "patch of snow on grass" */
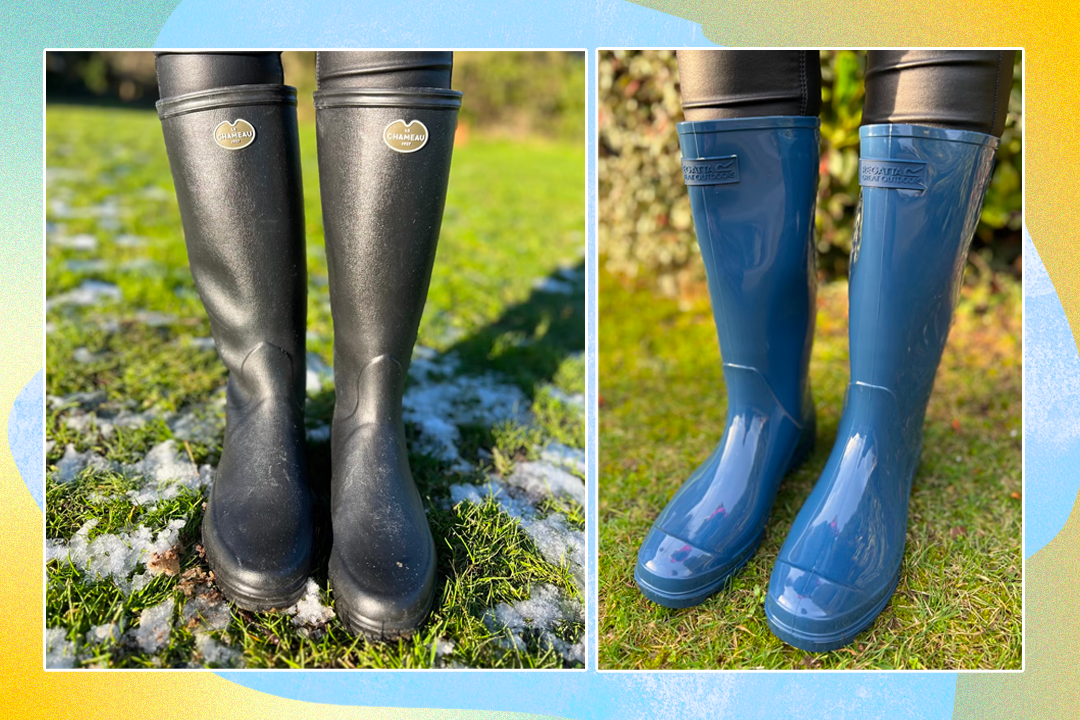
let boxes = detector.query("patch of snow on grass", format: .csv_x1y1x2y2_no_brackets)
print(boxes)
89,622,123,645
288,579,335,627
168,403,225,446
72,348,102,364
50,390,107,409
125,440,214,506
66,258,109,272
54,444,112,483
53,233,99,251
46,628,79,668
133,311,178,327
403,351,527,467
47,518,187,591
195,633,243,668
115,234,148,248
451,471,585,593
135,598,175,654
449,479,533,519
520,514,585,591
183,594,233,632
46,280,122,310
483,584,583,664
541,384,585,410
506,461,585,508
540,443,586,477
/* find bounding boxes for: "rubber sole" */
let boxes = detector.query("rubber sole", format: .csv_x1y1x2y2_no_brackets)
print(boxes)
764,566,901,653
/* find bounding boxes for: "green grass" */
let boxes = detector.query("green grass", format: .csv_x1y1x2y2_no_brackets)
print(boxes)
598,268,1022,670
45,103,585,669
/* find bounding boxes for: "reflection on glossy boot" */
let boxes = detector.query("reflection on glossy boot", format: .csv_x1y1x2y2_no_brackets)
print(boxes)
635,117,819,609
766,124,1000,652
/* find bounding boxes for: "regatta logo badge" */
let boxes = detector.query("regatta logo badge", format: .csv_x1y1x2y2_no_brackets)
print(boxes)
383,119,429,153
859,159,927,191
682,156,739,186
213,119,256,150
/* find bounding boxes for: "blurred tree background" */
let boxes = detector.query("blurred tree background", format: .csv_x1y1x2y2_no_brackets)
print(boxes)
599,50,1023,298
45,51,586,142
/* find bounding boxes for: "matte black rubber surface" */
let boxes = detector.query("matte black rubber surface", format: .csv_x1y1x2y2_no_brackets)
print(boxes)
314,51,462,640
157,69,314,612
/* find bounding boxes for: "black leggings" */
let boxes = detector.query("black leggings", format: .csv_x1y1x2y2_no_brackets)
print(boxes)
155,51,453,97
676,50,1015,137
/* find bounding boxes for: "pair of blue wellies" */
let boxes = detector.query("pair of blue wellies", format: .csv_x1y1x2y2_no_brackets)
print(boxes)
634,116,1000,652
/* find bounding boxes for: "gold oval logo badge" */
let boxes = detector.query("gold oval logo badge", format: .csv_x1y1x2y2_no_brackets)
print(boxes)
383,119,429,153
214,119,256,150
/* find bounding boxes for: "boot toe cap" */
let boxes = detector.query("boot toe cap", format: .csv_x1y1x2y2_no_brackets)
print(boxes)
634,528,758,608
201,505,313,609
765,560,897,652
329,541,436,639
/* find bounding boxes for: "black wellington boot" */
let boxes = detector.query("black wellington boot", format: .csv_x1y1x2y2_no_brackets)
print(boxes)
156,53,314,610
313,51,461,639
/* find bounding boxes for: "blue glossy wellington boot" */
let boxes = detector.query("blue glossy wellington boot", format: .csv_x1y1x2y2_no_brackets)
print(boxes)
634,116,819,608
765,124,1000,651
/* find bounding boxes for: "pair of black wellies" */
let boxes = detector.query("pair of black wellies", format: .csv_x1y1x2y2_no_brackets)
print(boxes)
156,51,460,639
634,50,1014,652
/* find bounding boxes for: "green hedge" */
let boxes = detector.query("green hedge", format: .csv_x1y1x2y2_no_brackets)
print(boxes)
599,50,1023,295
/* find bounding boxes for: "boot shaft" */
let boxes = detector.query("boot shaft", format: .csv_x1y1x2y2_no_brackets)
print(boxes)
314,84,461,420
849,124,999,427
677,116,819,421
158,84,308,401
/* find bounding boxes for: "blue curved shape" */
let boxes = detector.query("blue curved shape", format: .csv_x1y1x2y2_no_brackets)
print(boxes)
10,370,44,509
216,670,956,720
1021,227,1080,556
156,0,710,48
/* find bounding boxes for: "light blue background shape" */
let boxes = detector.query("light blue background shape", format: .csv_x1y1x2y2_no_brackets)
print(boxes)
17,1,1049,718
10,370,43,509
155,0,710,48
1020,227,1080,556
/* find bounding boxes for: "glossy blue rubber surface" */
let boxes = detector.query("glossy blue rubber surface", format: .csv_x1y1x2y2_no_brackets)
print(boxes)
765,123,1000,651
635,116,819,608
